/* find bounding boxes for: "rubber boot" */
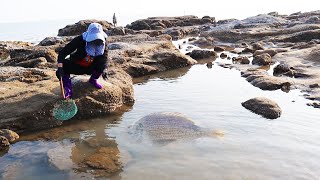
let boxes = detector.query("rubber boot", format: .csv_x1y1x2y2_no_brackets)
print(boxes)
89,71,103,89
62,74,73,99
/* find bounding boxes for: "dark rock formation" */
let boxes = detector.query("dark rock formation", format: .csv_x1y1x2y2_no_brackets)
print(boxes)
252,42,265,51
0,66,51,83
126,16,214,31
242,97,282,119
214,46,226,52
281,29,320,42
58,20,112,36
253,49,277,57
106,27,126,36
252,53,272,65
273,63,295,77
39,37,65,46
187,49,217,60
242,70,292,91
233,56,250,64
220,53,228,59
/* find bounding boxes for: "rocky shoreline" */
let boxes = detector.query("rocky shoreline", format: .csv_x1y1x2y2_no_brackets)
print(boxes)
1,12,320,134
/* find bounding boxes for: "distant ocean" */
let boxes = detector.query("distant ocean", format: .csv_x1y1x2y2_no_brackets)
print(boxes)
0,19,80,43
0,15,144,43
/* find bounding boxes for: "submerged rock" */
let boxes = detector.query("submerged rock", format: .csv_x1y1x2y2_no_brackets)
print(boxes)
83,147,121,177
241,97,282,119
129,112,223,144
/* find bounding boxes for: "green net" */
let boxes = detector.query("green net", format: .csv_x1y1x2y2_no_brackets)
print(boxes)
53,99,78,121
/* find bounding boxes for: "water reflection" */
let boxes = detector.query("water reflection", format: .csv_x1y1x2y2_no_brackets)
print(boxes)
133,65,191,85
1,107,133,179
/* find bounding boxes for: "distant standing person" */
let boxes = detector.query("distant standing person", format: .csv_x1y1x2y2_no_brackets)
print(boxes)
113,13,117,27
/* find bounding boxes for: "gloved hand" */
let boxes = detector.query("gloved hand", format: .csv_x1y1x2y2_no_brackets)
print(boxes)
102,69,108,80
56,67,64,80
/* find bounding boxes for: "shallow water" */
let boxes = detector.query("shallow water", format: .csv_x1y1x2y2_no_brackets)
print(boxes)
1,44,320,179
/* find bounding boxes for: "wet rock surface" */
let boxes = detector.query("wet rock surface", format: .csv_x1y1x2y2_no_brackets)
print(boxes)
126,16,215,31
242,69,292,91
242,97,282,119
58,20,112,36
187,49,217,60
252,53,272,66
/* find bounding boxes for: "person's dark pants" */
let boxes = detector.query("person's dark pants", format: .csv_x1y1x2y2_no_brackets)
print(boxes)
63,55,106,75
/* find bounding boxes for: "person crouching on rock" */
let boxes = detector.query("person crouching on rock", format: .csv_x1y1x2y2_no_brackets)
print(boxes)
56,23,108,99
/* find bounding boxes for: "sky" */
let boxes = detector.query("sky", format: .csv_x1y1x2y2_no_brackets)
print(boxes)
1,0,320,25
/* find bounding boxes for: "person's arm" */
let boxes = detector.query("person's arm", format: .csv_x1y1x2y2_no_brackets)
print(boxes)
57,35,83,64
102,44,109,80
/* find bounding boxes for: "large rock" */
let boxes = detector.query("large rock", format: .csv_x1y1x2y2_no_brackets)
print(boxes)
0,66,51,83
241,97,282,119
253,49,277,57
306,16,320,24
152,50,197,69
14,57,47,68
124,63,158,77
308,47,320,63
164,29,186,40
4,47,58,66
252,42,265,51
58,20,112,36
0,41,33,61
281,29,320,42
127,20,151,30
187,49,217,60
126,16,214,31
190,37,215,48
252,53,272,65
106,27,126,36
273,63,295,77
242,70,292,91
0,67,134,133
233,56,250,64
39,37,65,46
0,47,10,61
